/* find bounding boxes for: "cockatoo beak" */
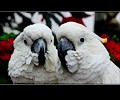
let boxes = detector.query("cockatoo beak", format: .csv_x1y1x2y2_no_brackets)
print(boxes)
31,38,47,65
101,38,107,44
57,37,75,70
92,33,108,44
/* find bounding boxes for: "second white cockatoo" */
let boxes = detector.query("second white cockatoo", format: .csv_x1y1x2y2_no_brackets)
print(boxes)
55,22,120,84
8,23,59,84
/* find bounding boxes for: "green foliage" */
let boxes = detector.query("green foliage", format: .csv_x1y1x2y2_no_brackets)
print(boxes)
0,32,17,40
112,35,119,42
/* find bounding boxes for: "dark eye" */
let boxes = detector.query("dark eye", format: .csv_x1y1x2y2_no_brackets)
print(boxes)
51,39,52,42
80,38,84,42
24,40,27,45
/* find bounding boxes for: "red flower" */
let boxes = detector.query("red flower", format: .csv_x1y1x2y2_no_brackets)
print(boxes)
100,33,120,63
114,53,120,62
114,42,120,53
0,38,14,62
100,33,110,40
105,40,115,52
61,16,86,26
0,54,12,61
104,39,120,62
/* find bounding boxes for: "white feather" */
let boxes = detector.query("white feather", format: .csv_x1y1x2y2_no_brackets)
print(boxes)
8,23,59,84
56,22,120,84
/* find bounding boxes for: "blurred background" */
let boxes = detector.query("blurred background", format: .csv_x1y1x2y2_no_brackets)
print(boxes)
0,11,120,84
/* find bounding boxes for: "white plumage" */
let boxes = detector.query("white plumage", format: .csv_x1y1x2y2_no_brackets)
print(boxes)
55,22,120,84
8,23,59,84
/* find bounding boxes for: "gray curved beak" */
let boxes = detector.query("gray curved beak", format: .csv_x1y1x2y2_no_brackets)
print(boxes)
57,37,75,70
31,38,47,65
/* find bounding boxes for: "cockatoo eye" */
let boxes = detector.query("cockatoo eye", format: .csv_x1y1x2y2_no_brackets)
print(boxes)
51,39,52,42
80,38,84,42
24,40,27,45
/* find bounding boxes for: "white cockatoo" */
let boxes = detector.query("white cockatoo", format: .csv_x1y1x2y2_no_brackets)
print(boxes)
8,23,60,84
55,21,120,84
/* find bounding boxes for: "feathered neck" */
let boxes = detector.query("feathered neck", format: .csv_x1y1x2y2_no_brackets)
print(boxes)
74,50,110,83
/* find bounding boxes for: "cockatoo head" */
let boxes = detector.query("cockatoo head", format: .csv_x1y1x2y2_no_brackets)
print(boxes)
56,22,109,72
14,23,54,66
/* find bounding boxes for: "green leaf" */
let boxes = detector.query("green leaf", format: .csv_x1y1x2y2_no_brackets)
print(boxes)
55,12,64,18
112,35,119,42
0,33,10,40
49,13,60,25
109,53,114,59
0,32,17,40
43,14,52,29
9,32,17,38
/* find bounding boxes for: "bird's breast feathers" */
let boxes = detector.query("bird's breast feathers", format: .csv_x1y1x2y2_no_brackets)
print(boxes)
56,49,111,84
